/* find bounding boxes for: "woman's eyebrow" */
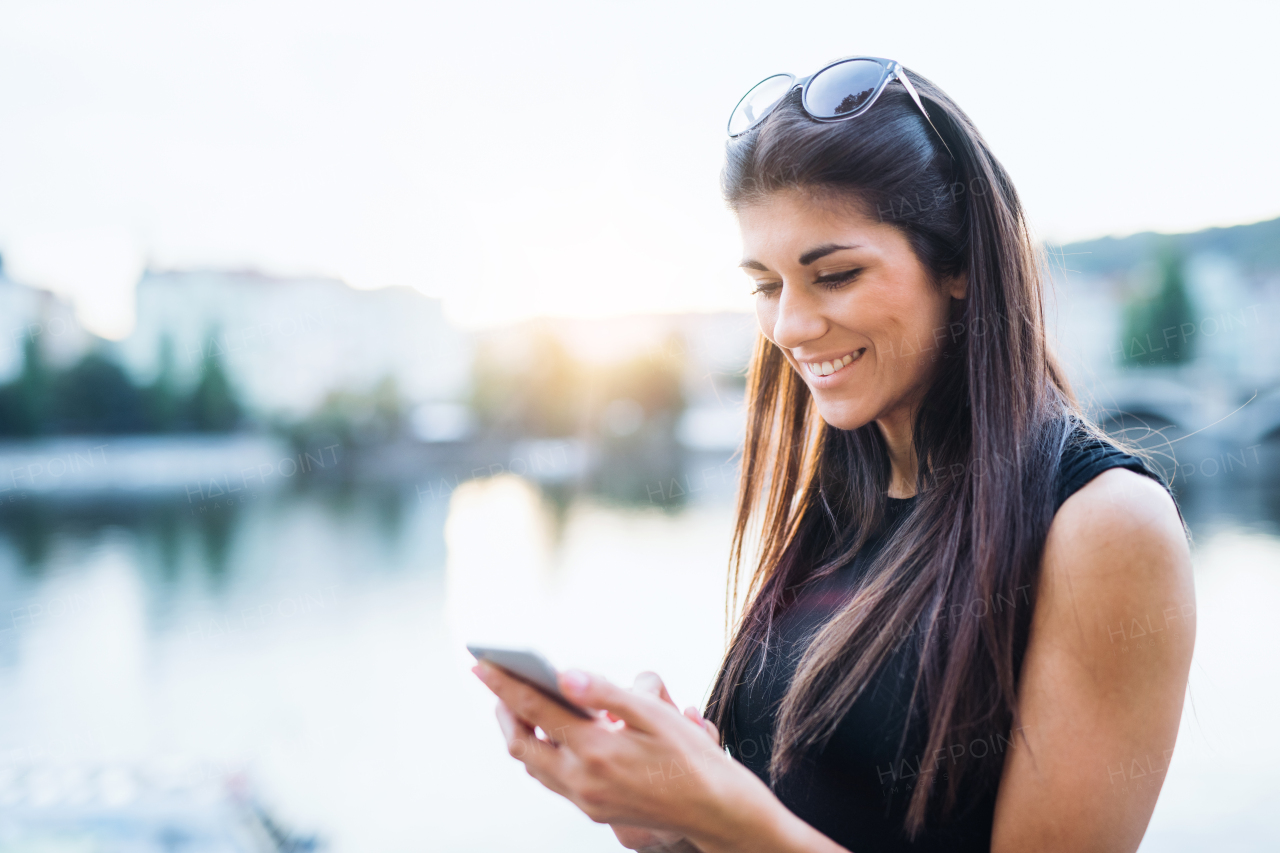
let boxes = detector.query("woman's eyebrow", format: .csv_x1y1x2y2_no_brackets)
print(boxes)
739,244,860,271
798,243,858,266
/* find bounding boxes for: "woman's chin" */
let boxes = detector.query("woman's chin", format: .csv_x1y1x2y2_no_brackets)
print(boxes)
813,401,875,433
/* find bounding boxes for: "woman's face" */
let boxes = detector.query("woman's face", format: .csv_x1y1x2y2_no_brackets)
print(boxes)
738,189,966,432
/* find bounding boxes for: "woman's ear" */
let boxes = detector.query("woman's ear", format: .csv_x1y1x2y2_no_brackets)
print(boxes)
947,273,968,300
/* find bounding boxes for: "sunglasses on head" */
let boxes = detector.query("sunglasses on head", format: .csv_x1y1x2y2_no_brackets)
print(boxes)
726,56,952,158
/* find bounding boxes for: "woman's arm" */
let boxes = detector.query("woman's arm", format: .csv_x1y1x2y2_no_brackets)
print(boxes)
991,467,1195,852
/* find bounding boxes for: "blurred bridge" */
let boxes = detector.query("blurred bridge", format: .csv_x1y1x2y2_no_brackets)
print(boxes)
1078,369,1280,449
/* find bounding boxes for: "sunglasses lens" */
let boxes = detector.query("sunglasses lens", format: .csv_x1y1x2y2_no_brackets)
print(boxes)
728,73,795,136
804,59,887,119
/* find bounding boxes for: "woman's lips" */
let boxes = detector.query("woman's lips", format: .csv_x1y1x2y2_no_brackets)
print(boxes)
803,348,865,378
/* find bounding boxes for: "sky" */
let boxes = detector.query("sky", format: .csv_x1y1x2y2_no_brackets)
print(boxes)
0,0,1276,338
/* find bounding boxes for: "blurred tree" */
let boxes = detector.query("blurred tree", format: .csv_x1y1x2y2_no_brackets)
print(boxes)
50,351,145,433
0,336,53,436
1120,244,1196,367
471,329,691,443
286,374,403,450
586,340,687,504
593,349,684,436
471,331,584,437
0,328,245,436
142,335,183,431
188,334,242,431
369,375,403,441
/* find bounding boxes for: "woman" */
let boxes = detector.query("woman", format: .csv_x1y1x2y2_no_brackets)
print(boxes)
472,56,1195,852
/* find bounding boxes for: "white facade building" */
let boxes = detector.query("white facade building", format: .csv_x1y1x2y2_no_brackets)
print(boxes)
119,269,472,417
0,272,92,380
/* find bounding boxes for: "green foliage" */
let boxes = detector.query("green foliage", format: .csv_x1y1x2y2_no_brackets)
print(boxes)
1118,244,1197,368
50,353,145,433
0,337,52,436
285,375,403,450
0,332,245,436
188,343,241,431
142,336,183,431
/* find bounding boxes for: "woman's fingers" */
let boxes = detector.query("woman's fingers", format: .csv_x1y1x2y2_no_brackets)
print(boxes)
701,717,720,742
632,673,719,743
558,669,671,733
495,696,523,741
632,671,676,706
473,662,587,738
495,697,543,753
494,699,573,793
603,671,678,723
684,706,721,742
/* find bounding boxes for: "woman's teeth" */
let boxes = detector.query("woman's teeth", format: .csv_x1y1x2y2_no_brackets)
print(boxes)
806,350,863,377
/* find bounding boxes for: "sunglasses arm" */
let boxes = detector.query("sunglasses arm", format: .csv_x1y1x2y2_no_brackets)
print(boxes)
891,65,955,160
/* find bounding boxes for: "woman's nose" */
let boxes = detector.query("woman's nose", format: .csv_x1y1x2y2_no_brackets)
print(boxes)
770,283,828,350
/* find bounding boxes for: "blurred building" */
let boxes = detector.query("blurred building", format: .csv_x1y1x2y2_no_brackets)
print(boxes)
0,260,93,379
117,269,472,418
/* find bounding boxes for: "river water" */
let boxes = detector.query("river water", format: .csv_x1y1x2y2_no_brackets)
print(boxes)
0,439,1276,852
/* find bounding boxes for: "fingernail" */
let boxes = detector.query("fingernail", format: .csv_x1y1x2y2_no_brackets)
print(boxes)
562,669,590,695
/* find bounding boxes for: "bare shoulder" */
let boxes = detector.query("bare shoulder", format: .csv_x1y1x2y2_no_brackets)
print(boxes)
1040,467,1193,635
1050,465,1185,544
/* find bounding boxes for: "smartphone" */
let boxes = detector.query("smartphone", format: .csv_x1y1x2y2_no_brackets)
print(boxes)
467,645,593,719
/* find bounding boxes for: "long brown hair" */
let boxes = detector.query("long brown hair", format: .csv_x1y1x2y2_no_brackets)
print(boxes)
703,68,1083,835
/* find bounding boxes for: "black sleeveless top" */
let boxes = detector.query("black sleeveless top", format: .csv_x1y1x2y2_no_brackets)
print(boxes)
726,426,1168,852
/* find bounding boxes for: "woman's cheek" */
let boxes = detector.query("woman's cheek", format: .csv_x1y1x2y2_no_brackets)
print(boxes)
754,301,777,343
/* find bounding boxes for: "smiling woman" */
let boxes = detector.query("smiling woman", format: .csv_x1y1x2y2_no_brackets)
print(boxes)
474,57,1194,853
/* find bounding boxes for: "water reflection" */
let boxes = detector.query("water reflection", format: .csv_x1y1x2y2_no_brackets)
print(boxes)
0,440,1276,851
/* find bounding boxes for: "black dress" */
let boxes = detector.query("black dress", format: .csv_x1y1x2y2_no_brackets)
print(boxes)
726,428,1169,852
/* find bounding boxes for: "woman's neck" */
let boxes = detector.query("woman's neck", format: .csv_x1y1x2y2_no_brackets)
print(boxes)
875,410,918,499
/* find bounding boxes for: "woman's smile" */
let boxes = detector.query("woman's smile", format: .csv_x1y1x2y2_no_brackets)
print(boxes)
798,347,865,383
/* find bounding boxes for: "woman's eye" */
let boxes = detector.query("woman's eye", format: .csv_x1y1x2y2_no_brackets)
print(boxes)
750,269,860,296
815,269,862,289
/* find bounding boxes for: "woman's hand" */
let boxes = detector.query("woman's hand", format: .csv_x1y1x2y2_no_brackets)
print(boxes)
606,672,718,851
471,661,775,851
